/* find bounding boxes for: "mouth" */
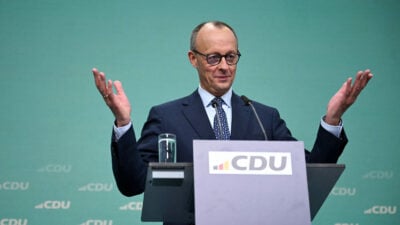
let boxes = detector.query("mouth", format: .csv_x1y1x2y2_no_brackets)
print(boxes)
215,76,230,83
215,74,230,79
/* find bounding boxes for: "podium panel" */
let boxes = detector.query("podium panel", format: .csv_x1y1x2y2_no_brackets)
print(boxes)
307,163,345,219
193,140,311,225
141,163,194,223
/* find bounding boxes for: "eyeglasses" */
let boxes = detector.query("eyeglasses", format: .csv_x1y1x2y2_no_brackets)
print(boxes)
192,49,241,66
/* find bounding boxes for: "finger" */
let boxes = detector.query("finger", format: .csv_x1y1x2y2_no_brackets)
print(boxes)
103,81,121,103
350,71,364,96
360,69,373,88
96,71,112,98
113,80,126,96
92,67,99,76
92,68,107,92
103,79,113,99
92,68,104,83
342,77,352,96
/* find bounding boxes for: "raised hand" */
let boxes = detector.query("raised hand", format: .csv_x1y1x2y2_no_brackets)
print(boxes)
325,69,373,125
92,68,132,127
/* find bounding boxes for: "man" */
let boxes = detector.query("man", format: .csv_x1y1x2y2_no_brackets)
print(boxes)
92,21,372,197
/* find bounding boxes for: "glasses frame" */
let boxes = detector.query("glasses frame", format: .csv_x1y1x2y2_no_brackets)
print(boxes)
192,49,241,66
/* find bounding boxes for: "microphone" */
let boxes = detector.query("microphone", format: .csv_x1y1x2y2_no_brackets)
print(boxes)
241,95,268,140
212,99,224,139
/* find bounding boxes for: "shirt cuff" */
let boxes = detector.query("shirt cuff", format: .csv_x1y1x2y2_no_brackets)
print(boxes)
320,116,343,138
113,121,132,141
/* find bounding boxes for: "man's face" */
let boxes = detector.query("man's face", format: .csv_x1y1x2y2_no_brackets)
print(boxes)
188,24,238,97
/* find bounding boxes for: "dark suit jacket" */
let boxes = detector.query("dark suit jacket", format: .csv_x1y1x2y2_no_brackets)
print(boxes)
111,90,347,197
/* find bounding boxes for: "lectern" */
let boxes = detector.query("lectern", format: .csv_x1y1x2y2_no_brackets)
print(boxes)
141,140,344,225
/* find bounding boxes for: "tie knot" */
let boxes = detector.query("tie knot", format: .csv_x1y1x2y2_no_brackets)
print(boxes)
212,97,224,107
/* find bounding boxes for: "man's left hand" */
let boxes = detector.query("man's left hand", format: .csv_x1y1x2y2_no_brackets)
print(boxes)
325,69,373,125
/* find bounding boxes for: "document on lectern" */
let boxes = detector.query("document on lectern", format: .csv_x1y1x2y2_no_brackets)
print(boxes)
193,140,311,225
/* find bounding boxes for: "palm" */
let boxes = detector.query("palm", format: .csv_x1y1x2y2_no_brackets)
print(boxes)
92,68,132,126
325,70,373,125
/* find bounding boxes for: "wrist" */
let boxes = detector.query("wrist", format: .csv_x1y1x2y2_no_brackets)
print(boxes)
323,115,341,126
115,118,131,127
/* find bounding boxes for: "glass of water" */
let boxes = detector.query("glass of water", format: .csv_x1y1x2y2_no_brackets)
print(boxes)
158,133,177,163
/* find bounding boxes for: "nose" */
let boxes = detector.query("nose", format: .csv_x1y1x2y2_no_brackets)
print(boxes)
218,56,229,70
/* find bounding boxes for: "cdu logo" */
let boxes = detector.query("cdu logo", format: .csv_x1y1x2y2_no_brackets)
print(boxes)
364,205,397,215
208,151,292,175
78,183,113,192
331,187,357,196
37,164,72,173
0,182,29,191
119,202,143,211
34,200,71,210
362,170,394,179
0,219,28,225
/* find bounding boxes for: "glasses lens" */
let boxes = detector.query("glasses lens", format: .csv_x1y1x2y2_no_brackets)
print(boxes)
225,54,238,64
206,54,221,65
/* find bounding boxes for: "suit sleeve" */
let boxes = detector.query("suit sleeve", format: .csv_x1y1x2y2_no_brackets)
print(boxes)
306,125,348,163
110,107,161,196
111,126,148,196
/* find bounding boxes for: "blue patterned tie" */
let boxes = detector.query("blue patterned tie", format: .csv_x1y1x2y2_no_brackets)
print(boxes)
213,98,230,140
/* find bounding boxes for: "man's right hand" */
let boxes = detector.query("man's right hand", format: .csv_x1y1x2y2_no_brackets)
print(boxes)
92,68,132,127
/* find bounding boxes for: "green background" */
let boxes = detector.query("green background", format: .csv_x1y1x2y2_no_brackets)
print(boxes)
0,0,399,224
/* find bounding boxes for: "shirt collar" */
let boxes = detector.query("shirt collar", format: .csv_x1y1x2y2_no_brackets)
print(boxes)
198,85,232,108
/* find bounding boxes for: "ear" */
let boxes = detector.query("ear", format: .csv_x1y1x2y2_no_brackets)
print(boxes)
188,51,198,68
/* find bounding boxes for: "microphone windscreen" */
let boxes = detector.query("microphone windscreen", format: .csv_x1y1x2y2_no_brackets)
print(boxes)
241,95,251,105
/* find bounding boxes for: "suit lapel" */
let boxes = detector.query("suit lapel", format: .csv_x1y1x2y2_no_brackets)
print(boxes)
182,91,216,139
231,93,252,140
181,91,252,140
